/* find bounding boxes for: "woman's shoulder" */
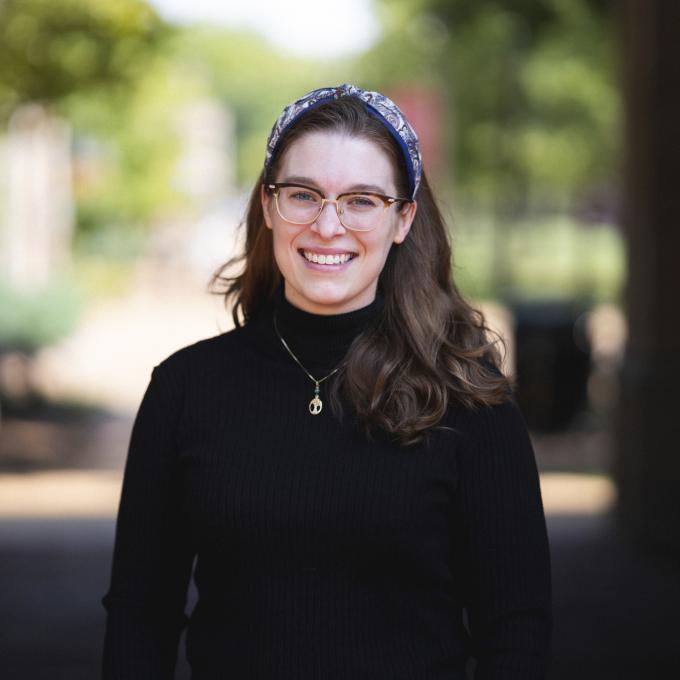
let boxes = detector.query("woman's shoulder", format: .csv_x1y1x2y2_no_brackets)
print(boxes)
152,323,254,377
441,357,523,442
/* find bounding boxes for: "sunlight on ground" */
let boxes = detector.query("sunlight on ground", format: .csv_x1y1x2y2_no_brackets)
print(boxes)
32,266,233,411
539,472,616,514
0,471,615,519
0,470,122,518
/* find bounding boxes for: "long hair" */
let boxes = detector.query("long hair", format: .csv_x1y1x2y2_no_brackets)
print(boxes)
210,96,512,445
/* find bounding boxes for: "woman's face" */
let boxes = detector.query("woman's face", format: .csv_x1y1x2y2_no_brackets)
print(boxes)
261,131,417,315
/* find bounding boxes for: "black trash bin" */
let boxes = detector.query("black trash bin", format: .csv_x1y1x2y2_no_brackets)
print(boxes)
511,299,591,432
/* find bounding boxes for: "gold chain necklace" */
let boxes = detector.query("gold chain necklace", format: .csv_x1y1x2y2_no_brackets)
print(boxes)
273,310,342,415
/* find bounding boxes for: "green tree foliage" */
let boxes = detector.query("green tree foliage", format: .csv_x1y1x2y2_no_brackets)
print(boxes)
0,0,166,120
64,37,206,241
0,0,172,238
62,24,342,239
361,0,619,211
0,1,343,239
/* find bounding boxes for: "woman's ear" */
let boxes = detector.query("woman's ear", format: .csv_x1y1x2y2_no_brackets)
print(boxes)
261,184,273,230
392,200,417,245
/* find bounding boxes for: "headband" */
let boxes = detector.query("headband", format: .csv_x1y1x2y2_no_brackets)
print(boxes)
264,83,422,200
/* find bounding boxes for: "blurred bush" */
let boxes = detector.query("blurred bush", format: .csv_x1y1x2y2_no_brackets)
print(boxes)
0,278,84,352
453,215,624,303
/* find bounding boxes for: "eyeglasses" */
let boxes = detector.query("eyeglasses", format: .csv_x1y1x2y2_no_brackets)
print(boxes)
265,182,412,232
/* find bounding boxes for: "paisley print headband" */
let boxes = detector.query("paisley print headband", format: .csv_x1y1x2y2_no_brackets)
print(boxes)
264,83,422,200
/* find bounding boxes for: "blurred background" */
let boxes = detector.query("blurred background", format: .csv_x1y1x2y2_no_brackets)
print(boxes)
0,0,678,678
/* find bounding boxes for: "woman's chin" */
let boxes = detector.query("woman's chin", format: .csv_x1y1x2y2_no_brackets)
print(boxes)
285,283,370,315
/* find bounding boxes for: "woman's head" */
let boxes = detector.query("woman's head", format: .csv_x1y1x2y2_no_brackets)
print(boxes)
262,115,417,314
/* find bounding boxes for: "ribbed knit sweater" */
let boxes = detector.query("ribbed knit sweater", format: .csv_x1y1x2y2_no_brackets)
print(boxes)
101,287,552,679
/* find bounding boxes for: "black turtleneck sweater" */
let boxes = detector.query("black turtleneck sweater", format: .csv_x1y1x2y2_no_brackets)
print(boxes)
101,288,552,679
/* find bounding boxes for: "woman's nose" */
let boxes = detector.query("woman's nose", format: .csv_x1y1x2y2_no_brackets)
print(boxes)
312,200,346,238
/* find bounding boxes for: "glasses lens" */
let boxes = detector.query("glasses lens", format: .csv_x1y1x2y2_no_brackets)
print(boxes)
277,186,323,223
338,194,384,231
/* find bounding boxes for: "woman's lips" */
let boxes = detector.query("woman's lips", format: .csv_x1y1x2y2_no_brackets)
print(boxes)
298,248,357,270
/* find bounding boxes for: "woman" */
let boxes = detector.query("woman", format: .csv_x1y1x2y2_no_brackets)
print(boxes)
102,84,552,679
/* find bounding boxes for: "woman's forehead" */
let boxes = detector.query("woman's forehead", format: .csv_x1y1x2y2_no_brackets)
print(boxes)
277,131,397,190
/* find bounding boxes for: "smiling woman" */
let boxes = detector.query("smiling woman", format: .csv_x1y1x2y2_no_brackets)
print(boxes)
101,84,552,680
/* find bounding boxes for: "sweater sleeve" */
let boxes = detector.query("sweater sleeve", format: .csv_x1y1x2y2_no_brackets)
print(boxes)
101,364,196,679
454,396,552,679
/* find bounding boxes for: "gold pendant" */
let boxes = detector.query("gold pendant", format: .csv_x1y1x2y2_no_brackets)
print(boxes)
309,395,322,415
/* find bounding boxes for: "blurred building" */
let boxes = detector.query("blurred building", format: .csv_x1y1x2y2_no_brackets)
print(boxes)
0,104,74,288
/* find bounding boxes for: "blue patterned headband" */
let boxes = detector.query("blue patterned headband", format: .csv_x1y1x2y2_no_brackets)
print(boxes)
264,83,422,200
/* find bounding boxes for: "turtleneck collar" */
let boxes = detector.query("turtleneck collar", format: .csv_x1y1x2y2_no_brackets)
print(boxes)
268,282,385,374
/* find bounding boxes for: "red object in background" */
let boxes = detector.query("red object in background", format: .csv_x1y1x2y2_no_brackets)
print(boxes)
387,85,446,182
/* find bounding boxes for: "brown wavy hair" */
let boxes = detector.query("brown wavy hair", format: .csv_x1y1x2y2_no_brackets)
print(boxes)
210,96,512,445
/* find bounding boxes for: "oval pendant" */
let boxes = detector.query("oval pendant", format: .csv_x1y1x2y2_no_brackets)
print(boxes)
309,396,323,415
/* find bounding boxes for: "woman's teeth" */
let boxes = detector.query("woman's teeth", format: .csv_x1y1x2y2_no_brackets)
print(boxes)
302,250,355,265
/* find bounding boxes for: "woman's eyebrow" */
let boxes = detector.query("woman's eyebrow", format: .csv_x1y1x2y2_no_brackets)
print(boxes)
281,175,388,194
346,183,388,194
280,175,321,189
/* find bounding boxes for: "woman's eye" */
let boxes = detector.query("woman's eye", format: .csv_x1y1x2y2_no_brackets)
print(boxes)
347,195,378,208
290,191,318,202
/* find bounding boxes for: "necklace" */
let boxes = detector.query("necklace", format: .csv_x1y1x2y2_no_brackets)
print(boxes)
273,310,343,415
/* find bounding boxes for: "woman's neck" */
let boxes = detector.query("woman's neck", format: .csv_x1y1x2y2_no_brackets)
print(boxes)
272,284,385,374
